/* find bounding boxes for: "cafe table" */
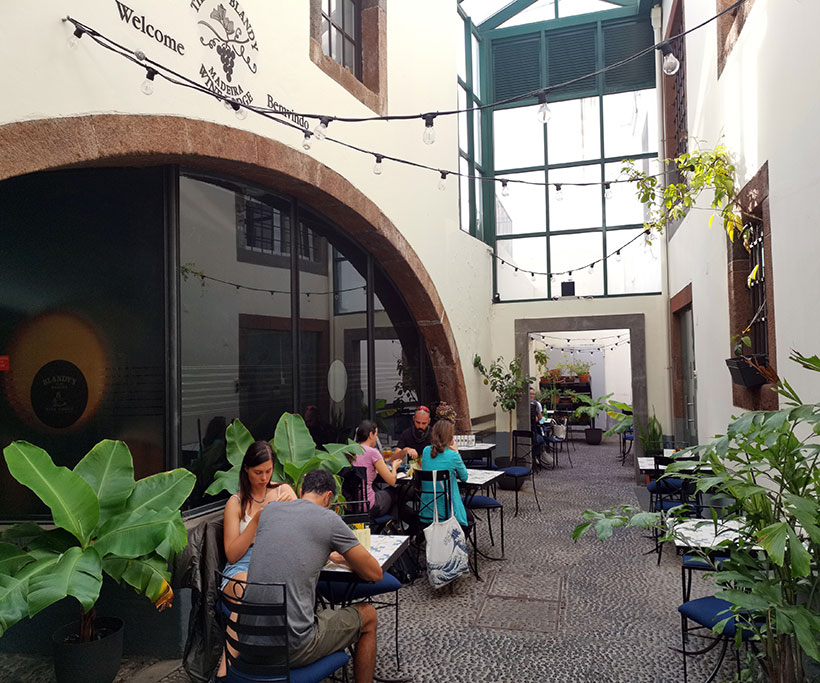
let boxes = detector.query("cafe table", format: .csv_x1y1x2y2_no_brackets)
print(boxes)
670,518,750,552
321,533,410,576
458,442,497,469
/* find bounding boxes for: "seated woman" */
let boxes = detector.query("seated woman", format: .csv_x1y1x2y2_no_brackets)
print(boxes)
352,419,403,518
217,440,296,679
420,416,470,527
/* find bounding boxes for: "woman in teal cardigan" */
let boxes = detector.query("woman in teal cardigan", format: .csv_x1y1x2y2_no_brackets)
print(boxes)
420,417,470,527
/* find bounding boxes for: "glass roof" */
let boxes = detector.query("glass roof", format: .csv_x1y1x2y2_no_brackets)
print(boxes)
459,0,624,28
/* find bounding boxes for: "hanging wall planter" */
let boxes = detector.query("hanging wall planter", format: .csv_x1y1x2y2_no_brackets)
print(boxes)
725,355,768,388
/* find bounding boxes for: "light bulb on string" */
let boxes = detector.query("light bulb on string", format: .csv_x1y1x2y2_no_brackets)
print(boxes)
500,180,510,198
587,262,594,275
373,154,384,175
615,250,622,263
536,93,552,124
554,184,563,202
662,52,680,76
604,183,613,200
314,116,330,141
422,114,436,145
140,67,157,96
231,101,247,120
67,26,84,49
302,131,312,151
438,171,448,191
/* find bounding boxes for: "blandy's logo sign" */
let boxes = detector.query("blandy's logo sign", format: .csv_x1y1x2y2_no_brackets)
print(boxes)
113,0,308,130
192,0,259,105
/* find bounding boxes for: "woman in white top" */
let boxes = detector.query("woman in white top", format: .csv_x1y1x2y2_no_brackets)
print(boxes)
221,440,296,595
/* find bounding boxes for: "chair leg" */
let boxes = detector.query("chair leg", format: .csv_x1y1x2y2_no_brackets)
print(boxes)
514,484,520,518
486,509,495,547
531,473,542,512
394,590,400,671
681,612,689,683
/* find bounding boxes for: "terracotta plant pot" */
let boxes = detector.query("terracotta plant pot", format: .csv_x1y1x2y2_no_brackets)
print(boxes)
549,369,561,381
577,373,590,383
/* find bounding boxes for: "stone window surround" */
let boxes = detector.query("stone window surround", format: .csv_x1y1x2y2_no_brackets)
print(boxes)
726,161,776,411
309,0,387,115
716,0,756,78
514,313,649,481
669,283,692,426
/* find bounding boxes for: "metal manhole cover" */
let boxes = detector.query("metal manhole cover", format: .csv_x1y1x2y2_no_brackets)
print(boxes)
486,571,565,601
475,595,561,633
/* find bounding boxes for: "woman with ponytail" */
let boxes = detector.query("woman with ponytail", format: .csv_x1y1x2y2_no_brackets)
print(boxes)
419,412,470,527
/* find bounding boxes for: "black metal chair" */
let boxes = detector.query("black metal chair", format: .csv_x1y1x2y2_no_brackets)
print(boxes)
507,431,543,517
215,574,349,683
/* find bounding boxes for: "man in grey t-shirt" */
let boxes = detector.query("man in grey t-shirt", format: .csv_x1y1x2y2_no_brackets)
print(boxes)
247,469,382,683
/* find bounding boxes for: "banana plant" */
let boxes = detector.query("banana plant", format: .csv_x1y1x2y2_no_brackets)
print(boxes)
206,412,361,497
0,440,195,642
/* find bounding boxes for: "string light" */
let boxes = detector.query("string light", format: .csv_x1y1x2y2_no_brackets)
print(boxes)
615,250,622,263
662,52,681,76
604,183,613,200
373,154,384,175
536,93,553,124
438,171,448,191
422,114,436,145
302,131,312,151
554,184,563,201
314,116,330,140
231,101,247,121
140,67,157,96
501,180,510,198
67,26,84,49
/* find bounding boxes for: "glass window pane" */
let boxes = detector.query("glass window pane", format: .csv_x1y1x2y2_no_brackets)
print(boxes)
558,0,618,18
344,0,356,37
329,0,342,25
472,35,481,98
459,0,512,26
473,107,482,165
476,174,484,236
549,232,604,296
602,89,658,158
495,171,546,235
497,237,548,301
493,105,545,170
604,159,660,227
459,157,470,233
547,97,600,165
606,228,662,294
548,165,602,231
457,18,467,82
321,18,330,56
458,87,469,154
344,39,355,72
499,0,556,28
331,27,342,62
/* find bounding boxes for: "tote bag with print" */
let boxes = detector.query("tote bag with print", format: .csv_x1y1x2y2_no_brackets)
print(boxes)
423,470,469,588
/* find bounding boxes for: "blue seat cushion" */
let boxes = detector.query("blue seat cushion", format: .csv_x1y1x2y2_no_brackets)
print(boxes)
622,433,634,441
647,477,684,494
317,573,402,603
465,494,502,509
371,514,396,525
654,500,693,513
503,466,531,477
678,596,754,640
683,554,728,570
226,650,350,683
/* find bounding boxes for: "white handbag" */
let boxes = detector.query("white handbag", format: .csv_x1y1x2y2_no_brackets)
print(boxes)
423,470,470,588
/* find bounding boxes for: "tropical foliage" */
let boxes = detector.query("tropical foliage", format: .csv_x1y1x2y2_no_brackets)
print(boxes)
205,412,361,497
0,440,195,642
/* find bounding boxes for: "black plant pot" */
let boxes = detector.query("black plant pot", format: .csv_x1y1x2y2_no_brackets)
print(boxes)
725,356,768,387
584,428,603,445
52,616,124,683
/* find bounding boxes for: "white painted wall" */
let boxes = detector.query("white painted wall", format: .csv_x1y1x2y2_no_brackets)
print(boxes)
664,0,820,440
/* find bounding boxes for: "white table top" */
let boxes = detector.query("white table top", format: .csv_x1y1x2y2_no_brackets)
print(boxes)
322,534,409,574
464,468,503,486
671,518,748,549
459,442,497,452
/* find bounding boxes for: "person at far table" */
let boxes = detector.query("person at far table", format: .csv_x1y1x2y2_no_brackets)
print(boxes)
529,387,543,423
420,416,472,527
246,469,382,683
394,406,432,461
353,419,403,518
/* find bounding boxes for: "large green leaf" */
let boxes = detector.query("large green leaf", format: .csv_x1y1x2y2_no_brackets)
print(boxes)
2,522,48,548
0,542,34,575
74,440,135,525
205,467,239,496
26,528,76,559
125,469,195,516
321,442,362,471
225,419,254,467
27,546,102,616
94,508,188,559
104,553,173,608
757,522,788,566
0,574,28,637
786,526,811,578
273,413,316,468
3,442,99,546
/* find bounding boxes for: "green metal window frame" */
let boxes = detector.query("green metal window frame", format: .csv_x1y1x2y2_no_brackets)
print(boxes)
461,0,659,300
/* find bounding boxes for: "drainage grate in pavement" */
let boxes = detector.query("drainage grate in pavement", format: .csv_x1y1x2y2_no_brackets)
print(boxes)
474,571,566,633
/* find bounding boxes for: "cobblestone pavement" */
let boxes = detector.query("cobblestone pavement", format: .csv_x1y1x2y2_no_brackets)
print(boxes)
1,439,736,683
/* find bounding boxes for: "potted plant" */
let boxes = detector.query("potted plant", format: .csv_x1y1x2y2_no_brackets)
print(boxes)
533,349,550,383
0,440,195,683
472,354,533,465
637,411,663,455
573,351,820,682
574,359,594,384
726,333,769,388
572,393,614,445
206,413,362,498
538,384,561,411
549,365,563,382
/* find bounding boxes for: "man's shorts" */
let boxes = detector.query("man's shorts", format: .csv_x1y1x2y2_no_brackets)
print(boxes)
289,606,363,668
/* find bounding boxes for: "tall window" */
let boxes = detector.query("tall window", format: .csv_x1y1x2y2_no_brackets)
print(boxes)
321,0,361,79
747,215,767,359
663,1,687,164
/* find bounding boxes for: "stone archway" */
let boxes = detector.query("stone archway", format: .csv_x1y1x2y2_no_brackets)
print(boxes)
0,114,469,427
